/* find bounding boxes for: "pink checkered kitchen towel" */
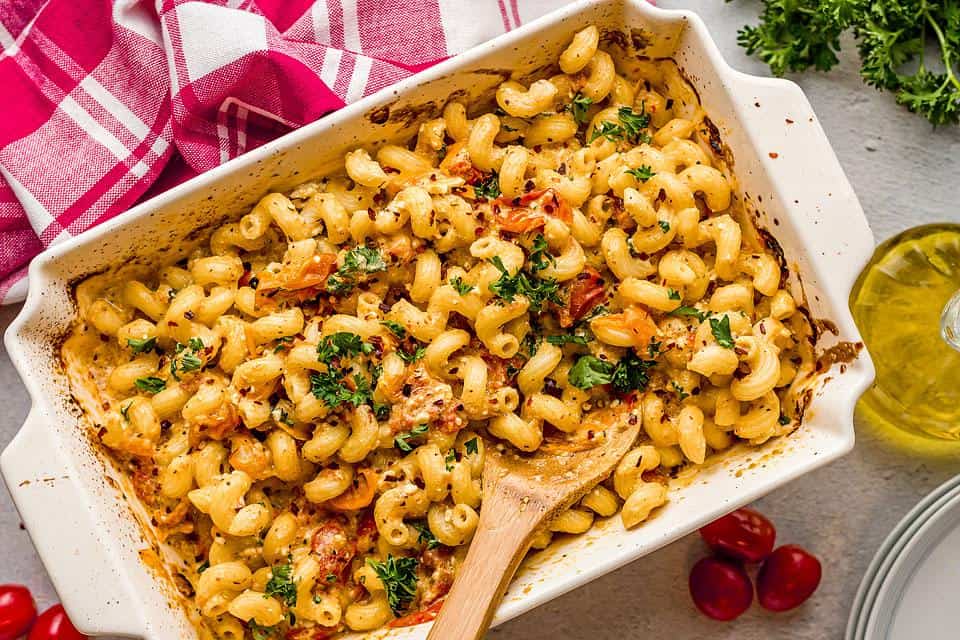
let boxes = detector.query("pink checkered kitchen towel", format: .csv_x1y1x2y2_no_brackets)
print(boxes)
0,0,570,303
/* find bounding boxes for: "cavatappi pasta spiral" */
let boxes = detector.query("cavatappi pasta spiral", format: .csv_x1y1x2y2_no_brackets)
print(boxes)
62,24,816,640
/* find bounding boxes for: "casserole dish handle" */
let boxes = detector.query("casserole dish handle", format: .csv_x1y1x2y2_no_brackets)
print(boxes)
1,407,151,638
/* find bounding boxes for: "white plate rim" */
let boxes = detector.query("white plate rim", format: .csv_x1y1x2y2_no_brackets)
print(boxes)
846,474,960,640
861,484,960,639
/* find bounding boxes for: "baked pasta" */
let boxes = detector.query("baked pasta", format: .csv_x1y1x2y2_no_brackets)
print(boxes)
62,24,816,640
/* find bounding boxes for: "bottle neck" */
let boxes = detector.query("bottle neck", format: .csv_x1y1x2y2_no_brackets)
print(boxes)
941,289,960,352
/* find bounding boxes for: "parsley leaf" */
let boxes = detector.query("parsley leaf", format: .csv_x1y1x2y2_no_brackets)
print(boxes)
487,257,562,312
569,353,656,393
249,622,275,640
310,371,372,409
127,337,157,354
135,376,166,394
671,381,690,400
444,449,457,472
658,220,671,233
668,288,682,301
395,424,429,452
617,105,651,141
570,92,593,124
626,165,656,183
317,332,373,363
609,352,657,394
367,555,419,616
465,437,479,455
412,521,441,550
381,320,407,339
669,306,708,322
778,414,792,426
648,339,662,358
474,172,501,200
178,352,203,373
734,0,960,125
450,276,474,296
527,234,555,272
568,355,615,389
588,120,623,143
327,246,387,295
265,564,297,606
397,346,426,363
710,315,736,348
545,334,591,346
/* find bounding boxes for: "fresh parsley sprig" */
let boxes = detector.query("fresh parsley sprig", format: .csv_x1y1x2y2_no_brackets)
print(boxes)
367,555,419,615
568,352,656,394
327,245,387,295
487,257,562,312
732,0,960,125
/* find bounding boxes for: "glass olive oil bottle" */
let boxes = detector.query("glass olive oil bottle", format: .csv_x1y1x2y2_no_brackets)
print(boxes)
850,224,960,440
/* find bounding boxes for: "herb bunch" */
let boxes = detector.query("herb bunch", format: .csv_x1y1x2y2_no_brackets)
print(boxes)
732,0,960,125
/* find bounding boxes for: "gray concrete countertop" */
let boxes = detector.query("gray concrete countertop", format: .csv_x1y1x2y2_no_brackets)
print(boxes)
2,1,959,637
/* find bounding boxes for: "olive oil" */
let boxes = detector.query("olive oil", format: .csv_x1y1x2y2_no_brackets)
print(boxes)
850,224,960,440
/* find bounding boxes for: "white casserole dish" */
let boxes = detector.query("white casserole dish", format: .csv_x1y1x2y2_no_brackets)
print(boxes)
1,1,875,637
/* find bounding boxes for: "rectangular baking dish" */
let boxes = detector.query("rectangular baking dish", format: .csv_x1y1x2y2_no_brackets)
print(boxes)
0,1,875,638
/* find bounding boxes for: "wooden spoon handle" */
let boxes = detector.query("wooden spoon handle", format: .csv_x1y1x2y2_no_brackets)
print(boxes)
426,489,543,640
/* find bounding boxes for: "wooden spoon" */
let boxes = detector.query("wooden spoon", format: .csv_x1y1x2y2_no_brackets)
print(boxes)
426,405,642,640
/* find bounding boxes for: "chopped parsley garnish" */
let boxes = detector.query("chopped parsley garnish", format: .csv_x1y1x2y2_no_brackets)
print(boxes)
569,352,656,394
366,555,419,616
580,304,610,322
668,288,682,301
134,376,166,394
474,171,501,200
317,332,373,363
710,315,736,348
570,92,593,124
373,402,390,421
120,402,132,421
450,276,474,296
178,352,203,373
588,106,652,144
127,337,156,354
779,414,791,426
249,622,274,640
310,371,372,409
265,563,297,606
444,449,457,472
527,234,555,272
626,165,656,183
616,105,651,141
197,560,209,573
412,521,441,550
546,334,591,346
671,381,690,400
522,332,542,357
464,437,479,455
647,339,662,358
669,306,708,322
488,256,561,312
381,321,407,338
170,339,204,380
327,245,387,295
395,424,429,452
248,276,260,290
398,346,426,363
273,336,294,353
658,220,671,233
589,120,623,143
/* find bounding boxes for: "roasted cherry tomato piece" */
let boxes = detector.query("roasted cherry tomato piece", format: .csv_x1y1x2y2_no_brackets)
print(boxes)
756,544,822,612
28,604,87,640
688,557,753,621
0,584,36,640
699,507,776,562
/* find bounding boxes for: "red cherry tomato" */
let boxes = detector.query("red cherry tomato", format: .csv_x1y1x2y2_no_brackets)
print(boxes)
0,584,36,640
28,605,87,640
756,544,822,611
699,507,776,562
688,557,754,621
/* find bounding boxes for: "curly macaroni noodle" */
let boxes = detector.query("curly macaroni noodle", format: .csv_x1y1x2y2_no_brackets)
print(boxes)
62,25,816,640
